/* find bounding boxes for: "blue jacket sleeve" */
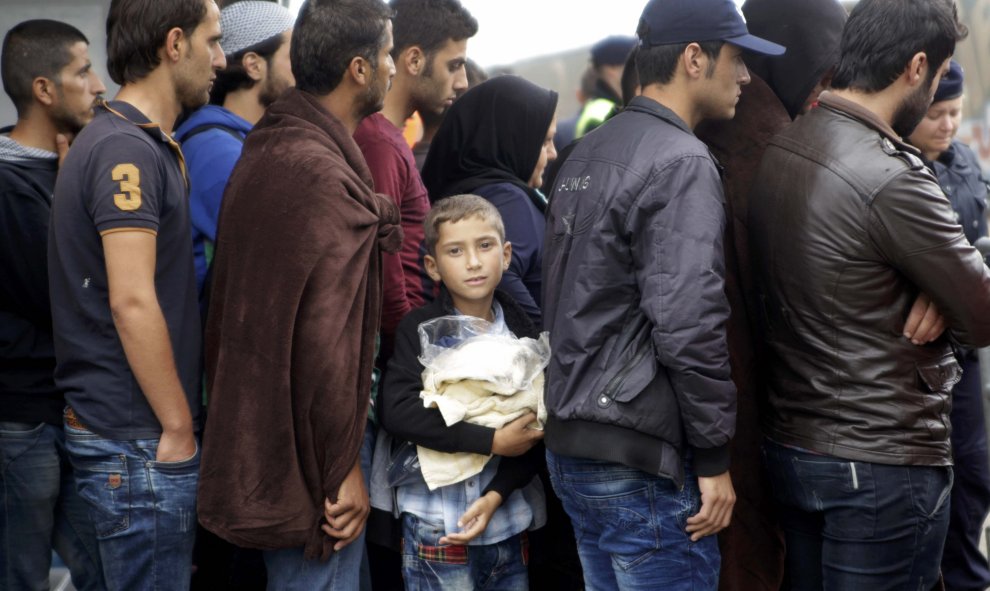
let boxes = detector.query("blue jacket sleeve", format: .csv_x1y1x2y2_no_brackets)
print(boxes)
185,131,245,243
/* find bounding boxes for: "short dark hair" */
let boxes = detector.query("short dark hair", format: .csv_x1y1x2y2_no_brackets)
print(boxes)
291,0,392,96
210,33,285,105
831,0,967,93
107,0,209,85
2,19,88,116
424,194,505,257
389,0,477,60
635,41,723,87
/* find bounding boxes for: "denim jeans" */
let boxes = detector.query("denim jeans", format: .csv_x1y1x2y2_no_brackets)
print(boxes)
263,534,366,591
763,439,953,591
64,422,199,591
0,421,102,591
400,512,528,591
546,450,720,591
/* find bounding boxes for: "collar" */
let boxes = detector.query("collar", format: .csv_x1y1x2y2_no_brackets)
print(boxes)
100,100,189,189
817,91,922,156
624,95,694,135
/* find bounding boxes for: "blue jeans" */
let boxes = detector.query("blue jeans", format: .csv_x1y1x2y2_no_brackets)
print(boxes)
763,439,952,591
400,512,528,590
263,535,366,591
65,422,199,591
546,451,720,591
0,421,102,591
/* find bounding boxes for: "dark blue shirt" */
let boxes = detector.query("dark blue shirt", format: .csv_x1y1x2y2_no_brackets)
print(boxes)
48,100,201,440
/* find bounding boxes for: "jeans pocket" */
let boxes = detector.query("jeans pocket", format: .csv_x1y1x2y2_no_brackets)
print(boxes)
571,477,660,571
149,441,201,472
73,454,130,538
913,466,953,520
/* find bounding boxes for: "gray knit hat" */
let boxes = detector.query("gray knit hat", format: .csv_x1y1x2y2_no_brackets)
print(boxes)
220,1,295,56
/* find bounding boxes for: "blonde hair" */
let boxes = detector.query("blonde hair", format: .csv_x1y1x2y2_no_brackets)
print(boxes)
424,194,505,256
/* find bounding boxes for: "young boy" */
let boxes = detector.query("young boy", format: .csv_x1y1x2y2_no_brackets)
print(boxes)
379,194,546,590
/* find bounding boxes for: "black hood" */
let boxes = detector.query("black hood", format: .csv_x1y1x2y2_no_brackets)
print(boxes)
742,0,847,119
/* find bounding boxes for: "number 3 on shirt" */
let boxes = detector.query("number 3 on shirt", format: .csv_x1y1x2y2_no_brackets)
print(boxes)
112,163,142,211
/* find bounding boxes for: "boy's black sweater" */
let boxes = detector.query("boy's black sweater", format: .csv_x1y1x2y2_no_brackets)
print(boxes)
379,288,544,499
0,130,62,425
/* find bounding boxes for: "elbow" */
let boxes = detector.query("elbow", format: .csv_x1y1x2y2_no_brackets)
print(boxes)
108,291,157,325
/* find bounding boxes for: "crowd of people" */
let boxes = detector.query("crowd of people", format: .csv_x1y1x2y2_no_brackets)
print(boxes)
2,0,990,589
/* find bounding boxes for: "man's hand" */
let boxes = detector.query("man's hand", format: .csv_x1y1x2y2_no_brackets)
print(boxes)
55,133,70,168
156,427,196,463
491,412,543,457
904,292,947,345
322,458,370,551
439,491,503,545
685,471,735,542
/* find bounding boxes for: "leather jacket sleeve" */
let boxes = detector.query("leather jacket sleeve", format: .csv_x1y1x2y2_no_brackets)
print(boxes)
869,169,990,347
627,154,736,475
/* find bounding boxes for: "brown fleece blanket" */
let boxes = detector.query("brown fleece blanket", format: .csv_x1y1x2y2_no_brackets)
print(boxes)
696,75,789,591
197,88,401,560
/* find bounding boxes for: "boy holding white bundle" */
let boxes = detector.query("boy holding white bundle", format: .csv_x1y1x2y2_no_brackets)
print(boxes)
379,194,546,590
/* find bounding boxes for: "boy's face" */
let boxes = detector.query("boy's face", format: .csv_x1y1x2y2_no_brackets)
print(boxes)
425,215,511,315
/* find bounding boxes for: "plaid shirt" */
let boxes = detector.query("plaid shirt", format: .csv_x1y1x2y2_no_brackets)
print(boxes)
396,302,546,544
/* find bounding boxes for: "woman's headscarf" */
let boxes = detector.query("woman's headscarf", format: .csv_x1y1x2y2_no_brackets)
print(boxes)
421,75,558,210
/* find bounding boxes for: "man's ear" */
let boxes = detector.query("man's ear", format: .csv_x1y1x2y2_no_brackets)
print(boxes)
242,52,265,82
682,42,705,80
348,56,369,86
402,46,425,76
906,51,928,87
163,26,185,64
32,76,57,107
424,253,442,282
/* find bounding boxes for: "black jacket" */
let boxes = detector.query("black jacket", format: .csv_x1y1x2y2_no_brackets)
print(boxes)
749,92,990,466
0,131,62,424
932,139,988,246
379,288,543,498
542,96,736,486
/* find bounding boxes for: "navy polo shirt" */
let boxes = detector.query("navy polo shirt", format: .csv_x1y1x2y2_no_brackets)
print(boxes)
48,100,201,440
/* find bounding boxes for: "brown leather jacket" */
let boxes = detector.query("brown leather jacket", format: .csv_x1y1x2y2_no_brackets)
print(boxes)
749,91,990,466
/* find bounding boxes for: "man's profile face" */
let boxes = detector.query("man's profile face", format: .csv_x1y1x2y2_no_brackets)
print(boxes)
411,37,468,115
698,43,750,122
50,41,107,134
892,58,950,138
259,30,295,108
358,21,395,119
175,0,226,111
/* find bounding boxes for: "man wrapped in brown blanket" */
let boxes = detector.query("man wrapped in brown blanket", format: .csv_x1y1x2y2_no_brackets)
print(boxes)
197,82,401,561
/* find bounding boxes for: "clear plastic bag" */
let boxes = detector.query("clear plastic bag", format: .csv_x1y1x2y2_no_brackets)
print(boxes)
417,315,550,397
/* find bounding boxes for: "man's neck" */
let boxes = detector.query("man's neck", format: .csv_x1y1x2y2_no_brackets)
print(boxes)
381,76,414,129
7,111,62,153
115,72,182,135
223,88,265,126
640,84,698,130
829,88,898,130
314,90,363,135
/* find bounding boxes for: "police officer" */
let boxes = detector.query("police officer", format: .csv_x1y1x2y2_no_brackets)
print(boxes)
909,60,990,591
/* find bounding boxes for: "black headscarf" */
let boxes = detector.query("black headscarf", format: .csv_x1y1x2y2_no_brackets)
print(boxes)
742,0,847,119
421,75,558,211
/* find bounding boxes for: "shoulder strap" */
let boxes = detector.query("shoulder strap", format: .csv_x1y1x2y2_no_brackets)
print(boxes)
180,123,245,144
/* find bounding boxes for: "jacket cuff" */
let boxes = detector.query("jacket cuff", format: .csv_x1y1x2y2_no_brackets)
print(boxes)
456,423,496,456
692,444,730,477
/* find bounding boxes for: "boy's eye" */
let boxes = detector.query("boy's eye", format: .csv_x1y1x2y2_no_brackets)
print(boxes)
447,247,461,256
480,241,491,249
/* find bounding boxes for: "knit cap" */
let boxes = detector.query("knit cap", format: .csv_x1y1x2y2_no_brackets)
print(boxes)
220,1,295,56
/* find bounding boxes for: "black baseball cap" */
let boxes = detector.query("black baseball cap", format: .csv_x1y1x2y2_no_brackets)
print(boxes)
639,0,786,56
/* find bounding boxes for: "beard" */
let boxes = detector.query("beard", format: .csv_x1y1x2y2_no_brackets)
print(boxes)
177,76,211,112
356,65,388,121
891,77,935,138
258,72,291,108
50,97,91,136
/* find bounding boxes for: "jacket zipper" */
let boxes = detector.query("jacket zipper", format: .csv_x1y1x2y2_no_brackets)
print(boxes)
599,346,651,404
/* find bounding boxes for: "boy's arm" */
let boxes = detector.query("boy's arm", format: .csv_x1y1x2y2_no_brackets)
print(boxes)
379,313,495,455
481,441,545,500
